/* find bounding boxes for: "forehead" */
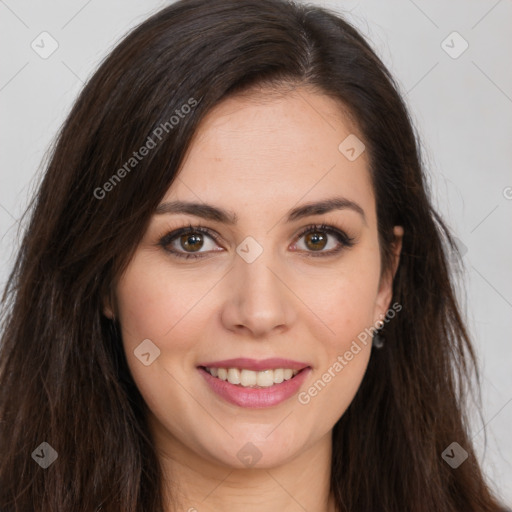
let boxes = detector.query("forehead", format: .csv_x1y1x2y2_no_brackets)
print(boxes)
164,87,375,224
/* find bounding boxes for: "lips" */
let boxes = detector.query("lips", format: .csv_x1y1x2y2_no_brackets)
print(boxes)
196,357,312,408
198,365,311,408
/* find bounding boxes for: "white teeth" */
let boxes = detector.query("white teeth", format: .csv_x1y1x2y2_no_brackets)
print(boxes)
256,370,274,387
283,369,293,380
227,368,241,384
205,367,302,387
273,368,284,383
240,369,257,387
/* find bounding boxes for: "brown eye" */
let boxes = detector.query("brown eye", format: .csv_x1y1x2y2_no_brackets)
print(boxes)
159,223,355,261
293,224,356,257
158,225,222,259
179,233,204,252
303,231,328,251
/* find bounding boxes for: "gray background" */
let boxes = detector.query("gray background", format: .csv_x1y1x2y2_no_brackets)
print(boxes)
1,0,511,504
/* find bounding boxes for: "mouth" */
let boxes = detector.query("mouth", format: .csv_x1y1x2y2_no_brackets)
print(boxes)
196,359,312,408
199,366,307,388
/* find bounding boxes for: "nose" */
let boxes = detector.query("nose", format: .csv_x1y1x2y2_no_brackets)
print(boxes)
220,250,296,338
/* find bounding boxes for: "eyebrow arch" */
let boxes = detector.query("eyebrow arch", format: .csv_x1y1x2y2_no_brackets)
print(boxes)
155,196,367,226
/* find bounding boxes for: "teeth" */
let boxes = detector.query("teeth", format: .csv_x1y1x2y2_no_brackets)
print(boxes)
205,367,301,387
240,369,257,387
227,368,240,384
273,368,284,383
256,370,274,387
283,369,293,380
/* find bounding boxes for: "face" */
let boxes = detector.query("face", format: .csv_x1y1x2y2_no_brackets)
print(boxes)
106,86,403,470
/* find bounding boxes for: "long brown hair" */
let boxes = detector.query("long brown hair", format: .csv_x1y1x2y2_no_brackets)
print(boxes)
0,0,507,510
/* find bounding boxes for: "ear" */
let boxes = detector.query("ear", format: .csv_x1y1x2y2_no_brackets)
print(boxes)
102,287,116,320
373,225,404,323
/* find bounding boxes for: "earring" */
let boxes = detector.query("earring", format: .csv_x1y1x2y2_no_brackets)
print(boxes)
372,330,385,348
372,319,385,349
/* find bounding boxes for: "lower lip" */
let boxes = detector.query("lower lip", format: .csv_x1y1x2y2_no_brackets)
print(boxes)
198,367,311,408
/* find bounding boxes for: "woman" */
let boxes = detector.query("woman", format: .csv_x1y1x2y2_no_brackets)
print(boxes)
0,0,508,510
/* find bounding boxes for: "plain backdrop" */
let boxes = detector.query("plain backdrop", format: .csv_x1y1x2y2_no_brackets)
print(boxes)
1,0,511,505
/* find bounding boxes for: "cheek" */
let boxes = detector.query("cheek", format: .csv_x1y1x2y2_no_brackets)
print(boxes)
114,253,220,407
298,273,376,421
114,255,205,417
305,251,381,346
114,252,211,346
295,249,378,413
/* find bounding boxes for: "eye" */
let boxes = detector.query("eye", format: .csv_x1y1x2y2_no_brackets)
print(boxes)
291,223,355,257
158,224,222,259
157,223,356,260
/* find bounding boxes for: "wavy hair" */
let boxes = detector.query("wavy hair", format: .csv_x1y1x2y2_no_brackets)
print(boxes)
0,0,507,510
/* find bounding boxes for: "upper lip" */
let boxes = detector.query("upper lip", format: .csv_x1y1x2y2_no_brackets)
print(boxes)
197,358,311,371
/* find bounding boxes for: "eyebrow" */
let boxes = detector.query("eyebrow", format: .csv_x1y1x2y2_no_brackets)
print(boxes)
155,196,367,226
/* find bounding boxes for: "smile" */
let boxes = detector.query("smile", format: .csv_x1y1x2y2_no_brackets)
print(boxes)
197,365,311,408
203,366,301,388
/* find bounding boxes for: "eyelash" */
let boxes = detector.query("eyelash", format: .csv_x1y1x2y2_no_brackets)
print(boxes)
157,223,356,260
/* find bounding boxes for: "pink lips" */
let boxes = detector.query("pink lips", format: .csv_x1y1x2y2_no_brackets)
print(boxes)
197,358,312,408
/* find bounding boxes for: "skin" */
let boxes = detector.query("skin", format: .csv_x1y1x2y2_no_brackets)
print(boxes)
105,85,403,512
